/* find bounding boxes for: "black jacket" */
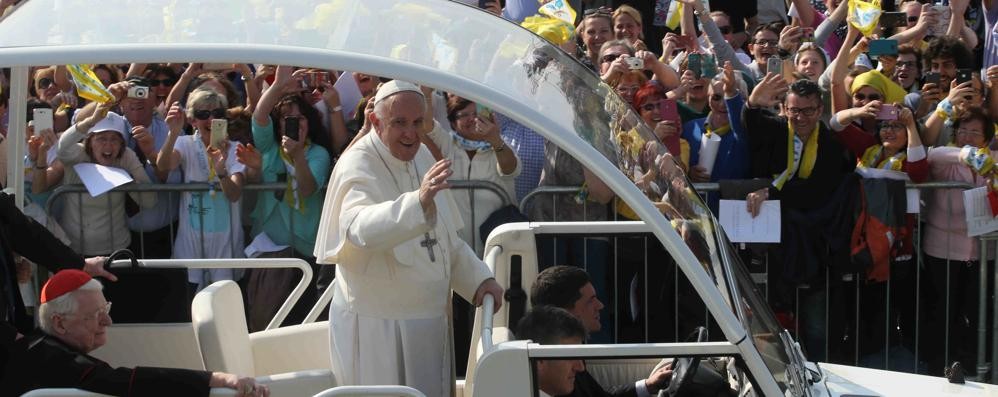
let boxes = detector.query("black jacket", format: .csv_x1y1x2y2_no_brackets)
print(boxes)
565,369,638,397
2,333,212,396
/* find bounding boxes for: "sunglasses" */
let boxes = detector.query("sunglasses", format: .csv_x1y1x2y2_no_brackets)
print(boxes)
853,93,882,102
193,108,227,120
602,53,623,63
36,77,54,90
583,6,612,17
150,78,176,87
718,26,732,35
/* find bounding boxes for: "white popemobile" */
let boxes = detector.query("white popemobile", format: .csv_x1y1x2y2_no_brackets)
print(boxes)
3,0,998,396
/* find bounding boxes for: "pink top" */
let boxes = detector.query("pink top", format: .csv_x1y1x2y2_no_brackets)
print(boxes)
811,10,844,61
924,146,995,261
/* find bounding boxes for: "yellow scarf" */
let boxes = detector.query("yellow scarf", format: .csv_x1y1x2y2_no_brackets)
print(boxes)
772,122,819,190
704,114,731,137
859,145,905,170
278,141,310,213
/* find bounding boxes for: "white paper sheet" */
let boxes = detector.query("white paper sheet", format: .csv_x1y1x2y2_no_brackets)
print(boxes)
963,187,998,237
244,231,290,258
72,163,133,197
698,132,722,175
718,200,781,243
906,188,920,214
334,71,364,120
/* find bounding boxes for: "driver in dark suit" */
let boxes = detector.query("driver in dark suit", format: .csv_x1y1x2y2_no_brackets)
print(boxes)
531,266,673,397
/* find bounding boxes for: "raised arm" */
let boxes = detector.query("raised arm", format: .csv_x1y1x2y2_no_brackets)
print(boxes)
253,65,300,128
156,102,185,173
830,27,865,114
165,63,202,108
814,0,849,47
889,4,936,44
679,0,753,76
791,0,818,29
235,63,261,113
946,0,974,45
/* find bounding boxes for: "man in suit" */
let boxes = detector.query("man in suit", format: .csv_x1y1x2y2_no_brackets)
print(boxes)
531,266,673,397
516,305,588,397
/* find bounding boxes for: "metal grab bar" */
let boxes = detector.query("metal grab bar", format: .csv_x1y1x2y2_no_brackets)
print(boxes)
480,245,503,353
108,258,311,331
312,386,426,397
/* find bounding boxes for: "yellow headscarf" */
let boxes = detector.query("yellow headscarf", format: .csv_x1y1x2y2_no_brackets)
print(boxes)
850,70,907,104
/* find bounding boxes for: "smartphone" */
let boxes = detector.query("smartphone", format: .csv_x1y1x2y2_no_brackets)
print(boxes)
625,57,644,70
478,0,492,8
687,53,702,79
929,5,951,36
956,69,973,85
32,108,53,133
676,35,695,50
659,99,680,122
923,72,941,85
879,12,907,28
701,54,718,79
209,119,228,150
876,104,898,120
766,56,782,77
868,39,898,58
283,116,300,141
476,103,493,119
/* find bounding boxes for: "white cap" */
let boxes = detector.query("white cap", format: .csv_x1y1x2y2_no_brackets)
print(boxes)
373,80,423,104
854,53,874,72
88,112,127,138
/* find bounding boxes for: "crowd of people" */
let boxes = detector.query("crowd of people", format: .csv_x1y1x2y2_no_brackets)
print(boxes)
4,0,998,394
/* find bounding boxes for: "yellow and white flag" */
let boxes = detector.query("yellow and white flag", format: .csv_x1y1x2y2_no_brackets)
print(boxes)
66,64,113,103
665,1,683,30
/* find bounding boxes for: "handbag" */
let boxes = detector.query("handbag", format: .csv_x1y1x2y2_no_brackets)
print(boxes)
478,205,529,244
100,249,192,323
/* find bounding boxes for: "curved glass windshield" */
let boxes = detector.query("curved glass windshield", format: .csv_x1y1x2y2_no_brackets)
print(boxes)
0,0,794,393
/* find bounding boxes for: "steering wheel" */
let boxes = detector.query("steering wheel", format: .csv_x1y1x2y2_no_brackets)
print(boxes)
662,326,708,396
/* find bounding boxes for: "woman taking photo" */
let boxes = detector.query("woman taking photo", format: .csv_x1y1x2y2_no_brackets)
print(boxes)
425,95,519,255
242,65,333,331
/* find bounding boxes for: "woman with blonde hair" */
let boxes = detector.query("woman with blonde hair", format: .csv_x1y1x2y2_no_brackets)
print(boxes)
613,5,646,51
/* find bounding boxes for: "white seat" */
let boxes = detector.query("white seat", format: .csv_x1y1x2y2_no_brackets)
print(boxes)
311,385,426,397
191,280,333,377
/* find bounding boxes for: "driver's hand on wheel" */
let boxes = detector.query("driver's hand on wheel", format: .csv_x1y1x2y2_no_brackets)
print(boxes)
645,362,674,394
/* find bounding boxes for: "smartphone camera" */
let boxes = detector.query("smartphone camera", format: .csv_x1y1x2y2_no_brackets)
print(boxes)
284,116,300,141
128,86,149,99
956,69,973,85
876,104,898,121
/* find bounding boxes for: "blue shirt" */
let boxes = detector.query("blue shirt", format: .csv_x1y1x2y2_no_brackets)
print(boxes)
682,94,750,211
497,113,545,203
121,115,183,232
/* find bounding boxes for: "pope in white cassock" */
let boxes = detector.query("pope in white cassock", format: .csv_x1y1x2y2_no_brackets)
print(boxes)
313,80,504,396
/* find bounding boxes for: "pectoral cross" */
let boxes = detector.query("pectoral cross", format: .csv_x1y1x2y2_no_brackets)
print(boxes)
420,232,438,262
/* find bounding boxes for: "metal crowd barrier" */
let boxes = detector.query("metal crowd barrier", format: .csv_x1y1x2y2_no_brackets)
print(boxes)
36,180,511,330
520,181,998,382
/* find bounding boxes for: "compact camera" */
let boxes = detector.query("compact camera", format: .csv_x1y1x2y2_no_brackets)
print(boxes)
128,86,149,99
625,57,644,70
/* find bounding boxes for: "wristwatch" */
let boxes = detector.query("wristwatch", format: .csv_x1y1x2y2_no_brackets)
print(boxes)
777,48,792,60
